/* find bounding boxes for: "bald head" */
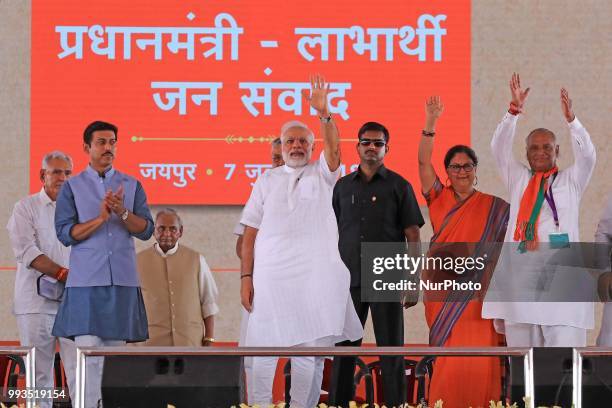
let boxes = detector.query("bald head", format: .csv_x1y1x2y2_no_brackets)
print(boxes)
525,128,559,172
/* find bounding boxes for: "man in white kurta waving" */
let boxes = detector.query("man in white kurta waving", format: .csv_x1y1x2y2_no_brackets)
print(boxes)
240,74,363,407
483,73,596,346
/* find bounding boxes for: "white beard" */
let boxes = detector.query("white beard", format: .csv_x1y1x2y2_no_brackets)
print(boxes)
282,150,312,168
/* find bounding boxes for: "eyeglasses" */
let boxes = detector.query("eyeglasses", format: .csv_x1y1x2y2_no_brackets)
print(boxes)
46,169,73,177
359,139,386,148
447,163,476,173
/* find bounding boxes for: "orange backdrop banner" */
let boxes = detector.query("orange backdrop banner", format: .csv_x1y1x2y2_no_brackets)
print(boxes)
31,0,470,204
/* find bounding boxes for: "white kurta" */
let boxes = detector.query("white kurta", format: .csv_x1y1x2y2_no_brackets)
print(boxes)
7,189,76,408
482,113,596,329
7,188,70,314
241,152,363,346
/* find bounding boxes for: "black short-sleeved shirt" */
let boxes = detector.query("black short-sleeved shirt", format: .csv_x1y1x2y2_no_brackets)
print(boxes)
332,165,425,287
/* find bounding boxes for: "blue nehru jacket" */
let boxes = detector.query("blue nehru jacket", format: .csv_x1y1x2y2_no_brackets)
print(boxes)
52,166,154,341
55,166,153,287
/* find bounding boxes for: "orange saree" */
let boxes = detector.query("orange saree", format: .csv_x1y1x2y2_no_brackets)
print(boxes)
423,178,509,407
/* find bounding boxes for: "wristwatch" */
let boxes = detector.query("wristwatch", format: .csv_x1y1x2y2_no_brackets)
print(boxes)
120,208,129,222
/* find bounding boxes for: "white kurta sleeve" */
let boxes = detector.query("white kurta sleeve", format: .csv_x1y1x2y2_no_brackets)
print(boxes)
240,177,265,229
317,151,341,186
567,117,596,195
233,221,245,236
491,112,527,189
6,200,43,268
199,255,219,318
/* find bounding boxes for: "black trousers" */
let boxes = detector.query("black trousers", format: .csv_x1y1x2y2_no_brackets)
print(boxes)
329,287,407,407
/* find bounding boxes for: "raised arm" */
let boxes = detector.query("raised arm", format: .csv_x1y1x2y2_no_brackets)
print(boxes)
303,74,340,171
491,73,529,188
561,88,596,193
418,96,444,193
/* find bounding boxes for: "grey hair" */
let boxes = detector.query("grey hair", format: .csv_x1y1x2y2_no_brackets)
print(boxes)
41,150,73,170
280,120,314,144
155,208,183,228
525,128,557,145
271,137,282,146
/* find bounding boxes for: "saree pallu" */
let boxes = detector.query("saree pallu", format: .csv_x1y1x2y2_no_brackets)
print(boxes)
423,179,509,407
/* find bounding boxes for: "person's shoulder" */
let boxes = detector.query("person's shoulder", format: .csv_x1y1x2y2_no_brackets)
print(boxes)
335,171,354,187
176,244,202,263
385,168,412,187
115,169,138,183
254,166,280,188
21,191,42,205
136,245,157,259
65,170,86,183
178,243,199,256
63,170,88,190
479,191,510,207
265,166,284,178
12,192,38,214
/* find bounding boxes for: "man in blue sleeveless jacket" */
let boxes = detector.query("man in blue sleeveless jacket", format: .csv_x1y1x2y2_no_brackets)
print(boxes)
53,121,154,408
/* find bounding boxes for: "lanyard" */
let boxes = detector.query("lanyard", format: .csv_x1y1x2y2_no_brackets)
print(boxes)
543,173,559,228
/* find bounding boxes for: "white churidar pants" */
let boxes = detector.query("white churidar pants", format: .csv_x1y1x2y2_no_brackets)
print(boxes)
16,313,77,408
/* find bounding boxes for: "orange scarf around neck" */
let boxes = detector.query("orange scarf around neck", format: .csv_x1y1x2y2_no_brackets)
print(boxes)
513,166,558,252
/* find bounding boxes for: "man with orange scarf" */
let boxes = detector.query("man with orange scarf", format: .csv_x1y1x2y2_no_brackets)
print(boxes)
482,73,596,346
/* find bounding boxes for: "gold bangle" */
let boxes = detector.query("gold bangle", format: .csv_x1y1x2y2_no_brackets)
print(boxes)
203,337,215,343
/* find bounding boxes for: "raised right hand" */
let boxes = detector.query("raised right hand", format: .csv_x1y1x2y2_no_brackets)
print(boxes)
425,96,444,131
509,72,530,110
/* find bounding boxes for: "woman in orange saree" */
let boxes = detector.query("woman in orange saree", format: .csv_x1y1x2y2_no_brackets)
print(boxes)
418,97,510,407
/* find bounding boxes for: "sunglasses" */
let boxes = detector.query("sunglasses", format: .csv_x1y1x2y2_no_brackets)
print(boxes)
359,139,386,148
447,163,476,173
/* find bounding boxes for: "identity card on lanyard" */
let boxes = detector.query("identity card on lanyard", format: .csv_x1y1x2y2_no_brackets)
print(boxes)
545,173,570,248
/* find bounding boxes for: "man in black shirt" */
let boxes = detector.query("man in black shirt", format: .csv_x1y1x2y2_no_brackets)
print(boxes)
329,122,424,407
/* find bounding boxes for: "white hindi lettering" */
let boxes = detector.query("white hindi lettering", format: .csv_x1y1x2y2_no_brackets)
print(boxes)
200,13,243,60
55,13,243,61
171,163,197,187
399,14,447,61
294,14,447,62
244,164,272,185
238,81,352,120
151,82,222,115
352,27,398,61
139,163,197,188
135,29,164,60
56,26,88,59
139,163,158,180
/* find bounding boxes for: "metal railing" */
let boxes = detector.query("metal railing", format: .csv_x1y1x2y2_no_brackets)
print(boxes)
0,346,36,408
75,346,534,408
572,347,612,408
